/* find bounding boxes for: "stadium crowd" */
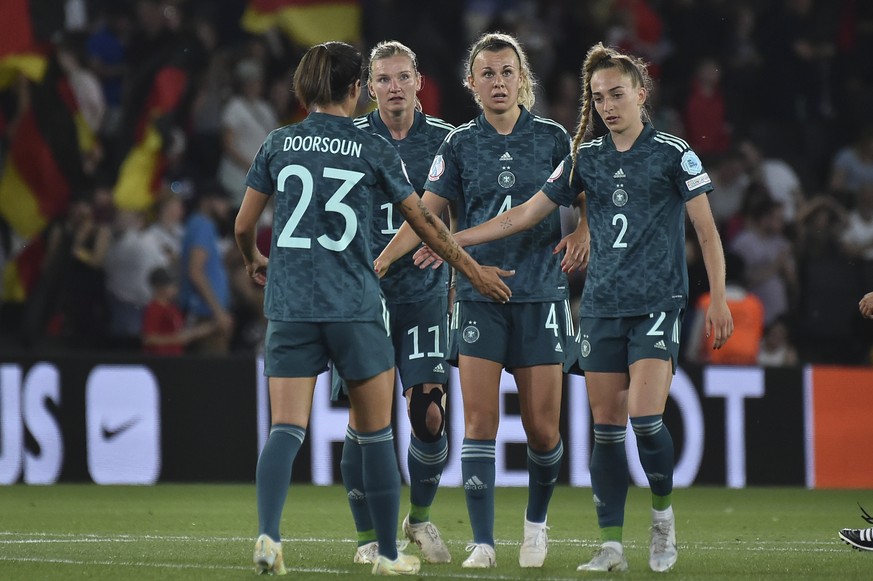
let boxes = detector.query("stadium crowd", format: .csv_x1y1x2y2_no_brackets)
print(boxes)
1,0,872,365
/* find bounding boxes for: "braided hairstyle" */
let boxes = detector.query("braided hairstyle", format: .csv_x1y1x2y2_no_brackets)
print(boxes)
569,43,653,181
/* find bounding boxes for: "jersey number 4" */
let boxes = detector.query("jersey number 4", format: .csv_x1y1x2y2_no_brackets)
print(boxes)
276,164,364,252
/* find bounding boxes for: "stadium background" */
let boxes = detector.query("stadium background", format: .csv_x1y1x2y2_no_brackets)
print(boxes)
1,0,873,489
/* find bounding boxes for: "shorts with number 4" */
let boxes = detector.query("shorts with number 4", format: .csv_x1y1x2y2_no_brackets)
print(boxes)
449,300,574,368
566,309,683,375
264,319,394,380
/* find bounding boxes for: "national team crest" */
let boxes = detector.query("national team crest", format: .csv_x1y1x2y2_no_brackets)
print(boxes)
462,323,480,343
547,161,564,183
428,155,445,181
580,339,591,358
680,150,703,175
498,170,516,189
612,189,628,207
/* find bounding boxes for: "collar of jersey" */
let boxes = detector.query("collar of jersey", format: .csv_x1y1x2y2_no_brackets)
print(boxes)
477,105,529,135
369,109,423,141
604,122,654,152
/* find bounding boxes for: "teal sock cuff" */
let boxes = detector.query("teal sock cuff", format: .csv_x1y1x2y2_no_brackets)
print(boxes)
630,415,664,436
593,424,626,444
270,423,306,444
528,439,564,466
357,426,393,445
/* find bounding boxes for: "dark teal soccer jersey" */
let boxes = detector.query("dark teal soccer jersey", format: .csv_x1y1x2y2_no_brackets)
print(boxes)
246,112,415,322
425,106,571,303
542,124,714,317
353,110,452,303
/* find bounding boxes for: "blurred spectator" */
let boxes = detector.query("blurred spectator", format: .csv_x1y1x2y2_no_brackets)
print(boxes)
217,59,278,207
761,0,837,122
841,183,873,258
607,0,667,79
86,3,131,136
794,195,865,364
179,183,234,354
758,315,799,367
185,17,229,183
828,125,873,204
104,209,168,344
683,57,731,157
708,148,751,233
141,266,215,355
57,34,105,141
45,197,112,348
730,196,797,326
144,192,186,270
841,183,873,294
543,70,580,133
722,3,764,120
685,251,765,365
738,139,804,224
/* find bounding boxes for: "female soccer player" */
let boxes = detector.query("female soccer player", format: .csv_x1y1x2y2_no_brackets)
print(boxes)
233,41,512,576
376,32,589,569
338,40,455,566
414,41,733,573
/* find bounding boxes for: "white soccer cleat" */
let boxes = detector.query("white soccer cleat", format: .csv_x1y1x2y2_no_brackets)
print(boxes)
371,552,421,576
461,543,496,568
402,514,451,563
519,517,548,568
576,542,628,572
649,508,678,572
253,534,287,575
354,541,380,564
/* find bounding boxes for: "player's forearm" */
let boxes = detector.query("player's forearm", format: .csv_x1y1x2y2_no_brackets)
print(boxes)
458,193,554,247
697,227,727,303
379,220,424,267
402,197,480,281
235,228,257,265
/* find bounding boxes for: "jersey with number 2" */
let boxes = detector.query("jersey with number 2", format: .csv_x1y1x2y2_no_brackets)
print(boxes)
541,124,714,317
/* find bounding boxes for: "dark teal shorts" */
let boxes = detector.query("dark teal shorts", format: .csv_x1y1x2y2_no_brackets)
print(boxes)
330,295,450,400
448,300,575,368
264,319,394,380
566,309,683,375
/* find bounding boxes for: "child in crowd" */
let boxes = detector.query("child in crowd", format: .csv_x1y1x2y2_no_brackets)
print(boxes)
141,267,215,355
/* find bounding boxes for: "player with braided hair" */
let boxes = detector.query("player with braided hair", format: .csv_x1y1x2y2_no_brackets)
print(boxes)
413,41,733,573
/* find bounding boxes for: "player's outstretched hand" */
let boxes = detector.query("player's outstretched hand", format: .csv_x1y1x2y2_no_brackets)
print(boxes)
706,301,734,350
860,292,873,319
469,266,514,303
554,230,590,273
413,245,443,270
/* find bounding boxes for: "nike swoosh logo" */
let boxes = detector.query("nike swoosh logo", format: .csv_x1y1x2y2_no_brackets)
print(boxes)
101,417,141,440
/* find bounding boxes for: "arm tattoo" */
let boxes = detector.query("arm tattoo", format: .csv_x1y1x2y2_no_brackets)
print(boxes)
416,198,468,267
499,216,513,231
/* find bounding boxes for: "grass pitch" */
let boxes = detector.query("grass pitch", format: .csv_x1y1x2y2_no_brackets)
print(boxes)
0,484,870,580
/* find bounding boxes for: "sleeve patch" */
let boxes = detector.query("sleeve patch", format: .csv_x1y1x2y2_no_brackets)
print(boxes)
680,150,703,175
546,160,565,183
685,172,711,190
427,154,445,181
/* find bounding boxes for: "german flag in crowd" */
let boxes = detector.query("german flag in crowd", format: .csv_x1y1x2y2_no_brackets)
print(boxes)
0,0,63,88
0,53,92,302
112,64,189,211
241,0,361,46
0,54,91,240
